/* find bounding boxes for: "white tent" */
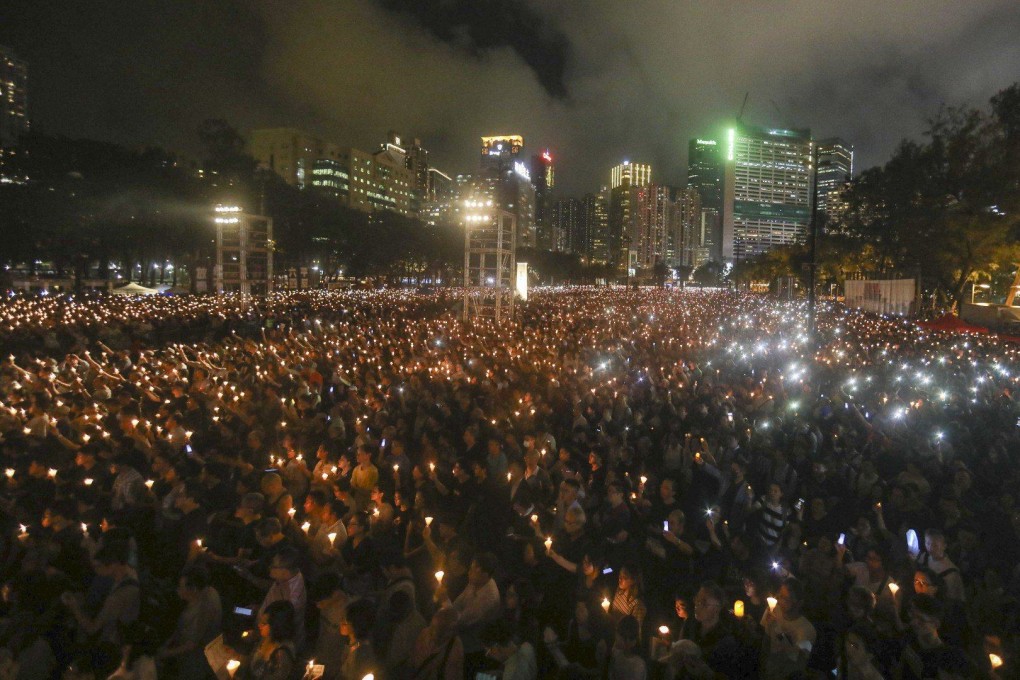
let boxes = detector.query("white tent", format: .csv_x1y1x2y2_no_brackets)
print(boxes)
111,282,160,296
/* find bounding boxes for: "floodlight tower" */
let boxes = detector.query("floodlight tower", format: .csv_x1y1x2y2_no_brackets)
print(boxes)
462,196,516,324
213,205,274,295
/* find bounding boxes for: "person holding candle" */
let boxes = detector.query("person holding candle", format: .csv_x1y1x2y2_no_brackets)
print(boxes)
675,582,749,680
235,600,297,680
760,579,816,680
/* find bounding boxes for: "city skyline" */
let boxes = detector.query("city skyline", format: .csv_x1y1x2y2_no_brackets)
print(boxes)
2,1,1019,195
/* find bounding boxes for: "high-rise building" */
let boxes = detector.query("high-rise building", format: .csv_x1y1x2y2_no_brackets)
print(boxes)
551,197,581,253
581,190,610,263
608,161,651,270
610,161,651,190
310,146,415,215
0,46,29,150
428,168,453,203
687,138,724,262
480,135,524,178
530,150,556,250
673,187,701,268
248,128,342,188
634,184,672,270
475,136,536,248
382,131,429,217
815,137,853,215
722,124,813,260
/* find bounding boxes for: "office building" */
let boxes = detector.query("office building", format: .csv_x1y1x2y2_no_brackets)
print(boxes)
634,184,672,270
687,137,724,262
551,197,581,253
608,161,651,269
310,146,415,215
610,161,651,190
531,150,556,250
475,136,536,248
0,46,29,151
248,128,342,188
722,124,813,260
581,190,610,264
480,135,524,177
673,187,701,268
815,137,853,215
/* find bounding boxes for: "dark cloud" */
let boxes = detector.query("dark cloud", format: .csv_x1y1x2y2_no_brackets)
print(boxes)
373,0,571,99
2,0,1020,195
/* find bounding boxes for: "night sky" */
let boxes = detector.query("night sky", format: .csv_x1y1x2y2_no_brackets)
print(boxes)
3,0,1020,195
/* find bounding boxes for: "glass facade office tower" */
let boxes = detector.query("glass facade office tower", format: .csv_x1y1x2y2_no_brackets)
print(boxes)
722,124,813,260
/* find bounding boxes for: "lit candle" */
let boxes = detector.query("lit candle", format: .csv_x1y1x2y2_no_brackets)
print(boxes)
545,536,553,551
767,596,778,613
888,582,899,596
226,659,240,677
425,516,433,527
990,653,1003,669
734,600,745,618
302,521,311,533
429,462,435,472
328,532,337,545
601,597,611,613
145,479,154,489
83,477,93,486
435,570,444,583
658,625,670,636
288,507,296,518
4,468,14,479
531,514,539,524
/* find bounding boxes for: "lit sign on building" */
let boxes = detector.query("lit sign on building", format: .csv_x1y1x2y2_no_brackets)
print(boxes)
481,135,524,157
514,161,531,181
696,139,717,146
542,150,552,162
727,129,735,161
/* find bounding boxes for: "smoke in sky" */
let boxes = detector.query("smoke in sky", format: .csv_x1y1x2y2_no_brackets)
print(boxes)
3,0,1020,194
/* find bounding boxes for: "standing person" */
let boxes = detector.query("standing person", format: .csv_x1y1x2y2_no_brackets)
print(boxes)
238,601,297,680
681,582,748,679
607,615,646,680
409,607,465,680
258,548,307,649
760,579,816,680
915,528,965,602
480,619,537,680
351,445,379,510
340,598,379,680
755,483,790,553
61,541,140,647
157,564,223,678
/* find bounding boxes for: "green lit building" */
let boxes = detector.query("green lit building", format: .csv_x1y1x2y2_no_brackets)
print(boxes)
722,124,813,260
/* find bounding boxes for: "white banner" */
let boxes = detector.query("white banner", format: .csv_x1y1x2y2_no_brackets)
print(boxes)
845,279,915,315
516,262,528,301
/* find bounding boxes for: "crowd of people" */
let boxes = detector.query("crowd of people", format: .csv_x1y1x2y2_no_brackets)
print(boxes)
0,286,1017,680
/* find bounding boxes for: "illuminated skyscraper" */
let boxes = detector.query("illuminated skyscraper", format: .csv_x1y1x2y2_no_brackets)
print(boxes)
610,161,651,189
722,124,813,260
0,45,29,150
815,137,853,215
582,190,610,263
531,150,556,250
608,161,651,270
473,137,536,249
480,135,524,178
687,137,724,262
